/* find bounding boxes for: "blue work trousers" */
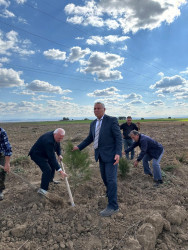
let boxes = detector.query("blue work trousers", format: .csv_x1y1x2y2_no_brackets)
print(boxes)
142,150,164,181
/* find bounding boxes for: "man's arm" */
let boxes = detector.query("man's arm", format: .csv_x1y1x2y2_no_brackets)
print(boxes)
137,139,148,161
125,141,138,154
112,117,122,156
45,142,62,171
76,124,94,151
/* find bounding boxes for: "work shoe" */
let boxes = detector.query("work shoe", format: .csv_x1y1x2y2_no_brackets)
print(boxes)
153,180,163,187
0,191,4,201
52,180,61,184
37,188,47,196
100,207,119,217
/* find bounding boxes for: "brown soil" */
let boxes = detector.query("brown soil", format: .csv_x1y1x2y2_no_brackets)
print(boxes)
0,121,188,250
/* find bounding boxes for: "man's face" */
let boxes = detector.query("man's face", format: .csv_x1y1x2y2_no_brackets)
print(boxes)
127,118,132,125
94,104,105,119
130,134,139,142
54,133,64,143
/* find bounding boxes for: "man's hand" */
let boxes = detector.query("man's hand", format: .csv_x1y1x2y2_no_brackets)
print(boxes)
4,156,11,173
59,170,67,178
114,154,120,165
58,155,63,162
134,160,139,167
4,162,10,173
72,146,79,151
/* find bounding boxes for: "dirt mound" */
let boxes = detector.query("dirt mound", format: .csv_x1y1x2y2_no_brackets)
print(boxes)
0,121,188,249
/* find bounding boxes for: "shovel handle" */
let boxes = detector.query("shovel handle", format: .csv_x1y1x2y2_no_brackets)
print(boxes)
60,161,75,207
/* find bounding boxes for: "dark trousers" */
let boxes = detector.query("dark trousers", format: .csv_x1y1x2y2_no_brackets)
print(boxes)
0,153,6,192
99,158,118,210
30,154,55,191
124,138,134,159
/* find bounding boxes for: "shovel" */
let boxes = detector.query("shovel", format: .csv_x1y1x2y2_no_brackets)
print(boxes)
60,161,75,207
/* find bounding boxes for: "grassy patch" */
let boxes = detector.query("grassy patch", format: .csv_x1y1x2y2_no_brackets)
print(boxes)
163,165,179,173
11,156,30,172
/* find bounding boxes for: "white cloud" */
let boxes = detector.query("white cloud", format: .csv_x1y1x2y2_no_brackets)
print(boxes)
79,51,124,81
27,80,72,95
0,68,24,87
180,67,188,75
61,96,73,100
16,0,27,4
87,86,119,97
175,102,188,107
43,49,66,61
129,100,146,105
149,100,164,106
150,75,187,89
0,0,10,7
68,46,91,62
120,45,128,51
65,0,186,34
0,101,43,114
18,17,28,24
0,57,9,63
105,19,119,29
157,94,165,97
31,95,55,101
0,30,35,56
0,9,15,18
123,93,142,100
86,35,129,45
174,90,188,100
75,37,84,40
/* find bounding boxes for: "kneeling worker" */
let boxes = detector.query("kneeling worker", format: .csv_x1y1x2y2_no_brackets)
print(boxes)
29,128,67,196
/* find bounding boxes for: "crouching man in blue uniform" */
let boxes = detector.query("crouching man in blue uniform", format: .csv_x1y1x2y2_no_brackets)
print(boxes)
125,130,164,187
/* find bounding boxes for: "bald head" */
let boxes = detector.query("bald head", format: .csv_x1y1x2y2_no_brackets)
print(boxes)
53,128,65,142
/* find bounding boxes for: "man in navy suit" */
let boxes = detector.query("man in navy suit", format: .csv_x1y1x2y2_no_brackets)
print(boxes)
29,128,67,196
73,102,122,217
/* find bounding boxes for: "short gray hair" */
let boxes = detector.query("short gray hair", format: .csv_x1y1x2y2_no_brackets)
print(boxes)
129,130,140,137
53,128,65,135
94,102,105,108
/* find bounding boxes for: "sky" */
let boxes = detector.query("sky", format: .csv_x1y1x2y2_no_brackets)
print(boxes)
0,0,188,121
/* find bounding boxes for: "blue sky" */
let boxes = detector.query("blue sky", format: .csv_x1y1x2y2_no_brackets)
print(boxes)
0,0,188,121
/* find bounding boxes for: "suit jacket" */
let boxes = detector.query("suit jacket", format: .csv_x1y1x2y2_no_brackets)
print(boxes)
28,131,61,171
78,114,122,163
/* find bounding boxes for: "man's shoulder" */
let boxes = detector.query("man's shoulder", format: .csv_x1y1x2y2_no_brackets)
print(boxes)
140,134,149,141
104,114,117,121
40,131,53,141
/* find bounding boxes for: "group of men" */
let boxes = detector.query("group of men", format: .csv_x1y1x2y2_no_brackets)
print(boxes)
0,102,164,217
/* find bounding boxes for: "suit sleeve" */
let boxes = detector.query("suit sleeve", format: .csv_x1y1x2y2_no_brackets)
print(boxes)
55,142,61,156
46,142,61,171
77,124,94,151
112,118,122,156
